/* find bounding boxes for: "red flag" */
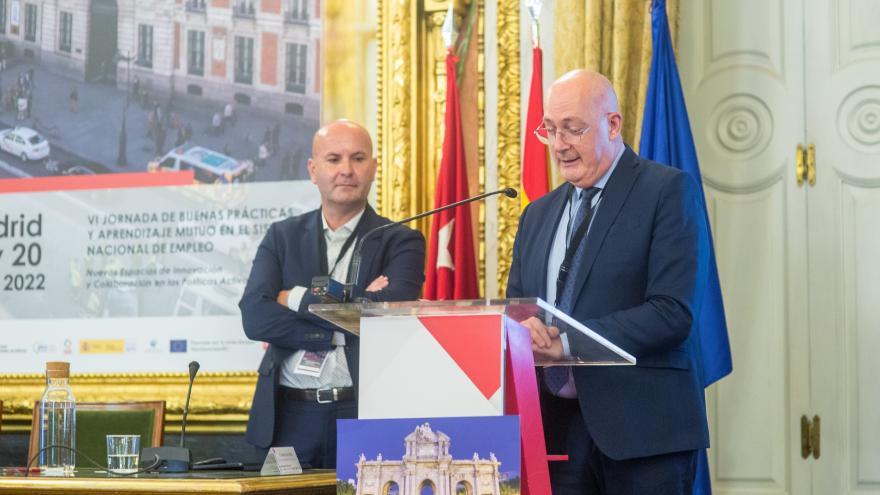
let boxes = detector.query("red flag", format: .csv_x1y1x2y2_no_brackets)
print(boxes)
424,51,478,300
522,46,550,205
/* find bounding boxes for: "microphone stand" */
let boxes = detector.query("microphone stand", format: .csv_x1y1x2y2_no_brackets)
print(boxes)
141,361,200,472
347,187,518,290
179,361,198,448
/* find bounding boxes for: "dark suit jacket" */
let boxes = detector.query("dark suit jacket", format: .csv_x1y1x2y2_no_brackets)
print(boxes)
239,205,425,448
507,146,710,460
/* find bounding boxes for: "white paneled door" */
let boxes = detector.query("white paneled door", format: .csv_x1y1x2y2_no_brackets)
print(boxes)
679,0,879,493
804,0,880,493
680,0,810,493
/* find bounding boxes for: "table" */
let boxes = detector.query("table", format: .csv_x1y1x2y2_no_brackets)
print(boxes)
0,468,336,494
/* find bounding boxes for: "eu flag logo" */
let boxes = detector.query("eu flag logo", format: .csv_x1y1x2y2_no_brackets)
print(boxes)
170,340,188,353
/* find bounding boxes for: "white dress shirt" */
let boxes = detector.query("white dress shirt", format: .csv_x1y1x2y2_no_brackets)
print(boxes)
279,209,364,389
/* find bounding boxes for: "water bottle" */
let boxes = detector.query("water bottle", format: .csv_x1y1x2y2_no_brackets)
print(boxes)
38,361,76,474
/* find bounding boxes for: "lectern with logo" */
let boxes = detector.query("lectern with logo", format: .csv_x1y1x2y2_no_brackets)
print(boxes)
311,298,635,495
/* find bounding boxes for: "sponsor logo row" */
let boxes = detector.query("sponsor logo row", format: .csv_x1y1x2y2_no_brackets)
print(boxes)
1,338,256,356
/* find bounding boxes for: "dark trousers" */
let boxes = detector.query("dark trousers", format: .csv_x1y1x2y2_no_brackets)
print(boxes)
260,392,356,469
542,393,697,495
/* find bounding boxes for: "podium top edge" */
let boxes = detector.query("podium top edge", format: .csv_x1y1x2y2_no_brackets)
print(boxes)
309,297,544,314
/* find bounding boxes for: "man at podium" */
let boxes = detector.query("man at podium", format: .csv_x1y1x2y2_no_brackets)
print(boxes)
507,70,710,494
239,120,425,468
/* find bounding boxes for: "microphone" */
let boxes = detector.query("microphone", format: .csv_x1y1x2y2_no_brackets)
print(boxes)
140,361,200,472
346,187,518,291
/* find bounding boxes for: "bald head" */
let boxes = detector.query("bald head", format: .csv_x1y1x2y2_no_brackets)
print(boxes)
307,119,378,227
542,70,624,188
312,120,374,160
548,70,620,122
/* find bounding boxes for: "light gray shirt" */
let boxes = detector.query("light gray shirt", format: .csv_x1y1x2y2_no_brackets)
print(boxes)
544,147,623,397
545,147,624,306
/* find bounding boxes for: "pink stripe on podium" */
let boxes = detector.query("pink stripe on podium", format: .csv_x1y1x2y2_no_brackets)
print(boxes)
504,316,552,495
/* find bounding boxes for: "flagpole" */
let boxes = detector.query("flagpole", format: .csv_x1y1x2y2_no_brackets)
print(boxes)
526,0,541,48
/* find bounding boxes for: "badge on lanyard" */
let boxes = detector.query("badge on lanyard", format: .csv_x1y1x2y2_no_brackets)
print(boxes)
293,350,330,377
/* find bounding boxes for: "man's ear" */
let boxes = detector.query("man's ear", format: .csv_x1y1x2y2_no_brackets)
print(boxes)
307,158,317,184
368,157,378,180
608,112,623,140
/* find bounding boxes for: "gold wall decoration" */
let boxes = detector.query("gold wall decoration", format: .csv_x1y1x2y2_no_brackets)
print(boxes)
495,0,521,296
377,0,416,226
474,3,486,295
0,372,255,434
323,0,377,126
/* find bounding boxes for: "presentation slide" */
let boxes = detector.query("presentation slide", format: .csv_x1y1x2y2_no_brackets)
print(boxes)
0,1,323,373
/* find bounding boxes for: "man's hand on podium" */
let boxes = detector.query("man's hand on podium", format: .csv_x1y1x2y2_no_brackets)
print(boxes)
521,316,564,361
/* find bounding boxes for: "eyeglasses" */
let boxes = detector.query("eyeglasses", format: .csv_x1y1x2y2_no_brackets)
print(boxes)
533,124,591,145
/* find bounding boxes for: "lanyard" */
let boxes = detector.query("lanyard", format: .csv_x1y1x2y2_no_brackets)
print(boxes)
554,186,601,307
317,212,365,278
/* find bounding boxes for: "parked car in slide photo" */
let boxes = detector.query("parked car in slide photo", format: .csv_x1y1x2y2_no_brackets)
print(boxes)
0,126,51,162
148,146,254,184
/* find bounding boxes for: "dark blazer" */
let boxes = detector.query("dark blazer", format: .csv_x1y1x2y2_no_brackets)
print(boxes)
239,205,425,448
507,146,710,460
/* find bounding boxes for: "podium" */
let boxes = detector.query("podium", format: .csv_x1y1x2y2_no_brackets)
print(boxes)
310,298,634,495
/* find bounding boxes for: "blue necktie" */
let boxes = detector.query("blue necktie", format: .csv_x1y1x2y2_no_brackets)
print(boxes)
558,187,600,312
545,187,600,394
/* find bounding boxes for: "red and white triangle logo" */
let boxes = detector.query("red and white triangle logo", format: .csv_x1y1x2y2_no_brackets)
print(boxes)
418,315,501,400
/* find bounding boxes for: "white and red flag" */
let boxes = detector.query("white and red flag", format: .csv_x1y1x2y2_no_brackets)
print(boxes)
424,49,478,300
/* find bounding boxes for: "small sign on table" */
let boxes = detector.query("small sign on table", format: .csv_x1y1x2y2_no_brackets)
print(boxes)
260,446,302,476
